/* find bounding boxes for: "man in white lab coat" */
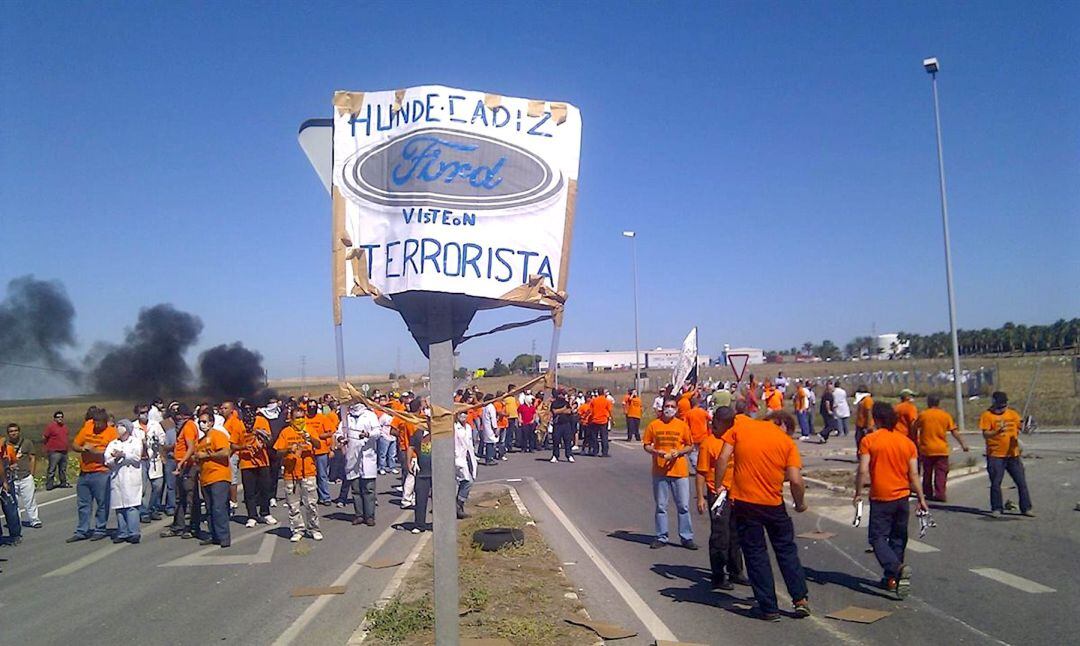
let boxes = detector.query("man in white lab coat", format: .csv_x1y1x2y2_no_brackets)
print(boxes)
454,411,479,519
338,403,381,526
106,420,144,544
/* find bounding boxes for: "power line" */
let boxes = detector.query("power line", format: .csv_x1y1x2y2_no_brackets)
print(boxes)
0,360,82,375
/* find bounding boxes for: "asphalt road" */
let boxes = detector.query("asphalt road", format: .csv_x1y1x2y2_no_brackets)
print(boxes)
2,433,1075,646
475,433,1080,646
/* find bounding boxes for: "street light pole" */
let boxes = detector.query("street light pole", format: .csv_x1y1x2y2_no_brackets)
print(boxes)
924,57,965,432
623,231,642,391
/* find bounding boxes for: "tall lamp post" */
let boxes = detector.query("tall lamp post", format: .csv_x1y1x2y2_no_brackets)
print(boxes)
924,56,965,432
623,231,642,391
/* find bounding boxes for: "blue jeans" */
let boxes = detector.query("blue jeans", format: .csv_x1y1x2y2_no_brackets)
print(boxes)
141,477,164,519
796,411,811,437
483,441,497,464
652,475,693,543
115,507,141,540
377,436,397,470
734,500,808,614
76,471,111,537
1,488,21,540
987,456,1032,513
204,481,231,545
314,454,331,503
163,457,177,514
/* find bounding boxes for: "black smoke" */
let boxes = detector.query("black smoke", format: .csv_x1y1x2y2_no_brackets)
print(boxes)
198,342,267,400
0,276,81,397
90,304,203,398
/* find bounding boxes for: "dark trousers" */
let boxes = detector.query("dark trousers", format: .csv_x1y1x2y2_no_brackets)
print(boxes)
595,423,610,456
734,500,808,614
1,487,21,540
204,480,231,546
172,466,202,533
869,497,909,579
414,475,432,528
987,456,1032,513
505,420,519,452
350,477,376,520
241,466,272,520
521,423,537,452
163,456,177,513
482,441,497,464
707,491,743,583
820,414,836,439
46,451,69,489
920,455,949,500
552,422,574,459
855,426,870,451
268,451,283,500
626,417,641,441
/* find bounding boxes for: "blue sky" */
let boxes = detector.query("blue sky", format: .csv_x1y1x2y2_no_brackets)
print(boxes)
2,2,1077,380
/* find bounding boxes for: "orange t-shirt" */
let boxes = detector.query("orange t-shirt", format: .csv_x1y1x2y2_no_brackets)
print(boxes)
590,396,613,425
302,413,332,455
643,417,693,478
794,388,808,412
623,396,643,419
979,409,1022,458
764,389,783,411
238,417,271,469
73,425,118,474
859,428,917,502
855,396,874,428
677,393,692,419
916,408,956,457
273,426,317,480
685,407,711,445
224,413,245,446
324,410,340,431
174,420,198,462
696,434,734,493
389,400,406,413
894,401,919,442
392,417,416,451
197,428,232,486
577,401,592,425
494,400,508,429
722,418,801,506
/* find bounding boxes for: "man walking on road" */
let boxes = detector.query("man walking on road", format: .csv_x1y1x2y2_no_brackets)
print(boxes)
549,389,575,463
913,395,968,502
623,388,643,442
696,407,746,591
42,410,71,489
854,402,928,598
642,396,697,550
980,391,1034,518
715,412,810,621
832,381,850,438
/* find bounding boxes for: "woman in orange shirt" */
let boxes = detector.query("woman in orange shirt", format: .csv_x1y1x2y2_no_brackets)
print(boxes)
194,411,232,548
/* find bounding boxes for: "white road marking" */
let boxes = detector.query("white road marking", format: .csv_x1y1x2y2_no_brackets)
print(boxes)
43,542,127,578
160,533,276,567
271,510,411,646
506,484,533,521
347,530,432,645
38,493,77,507
970,568,1056,593
906,540,940,553
528,477,678,642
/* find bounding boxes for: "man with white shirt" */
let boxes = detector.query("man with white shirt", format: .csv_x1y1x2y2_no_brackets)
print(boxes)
480,394,499,466
148,398,166,426
338,403,381,526
832,381,851,437
133,404,166,522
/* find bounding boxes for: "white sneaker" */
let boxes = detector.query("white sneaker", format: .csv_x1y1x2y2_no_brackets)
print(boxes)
568,456,575,463
269,498,277,507
290,532,303,543
501,456,508,461
411,527,421,534
229,501,238,510
335,502,345,508
245,518,257,528
401,502,414,509
549,456,558,463
798,436,806,441
378,469,386,475
391,468,401,475
311,530,324,541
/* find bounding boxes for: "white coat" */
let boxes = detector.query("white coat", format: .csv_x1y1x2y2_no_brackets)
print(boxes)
338,408,380,480
136,419,166,479
454,421,478,483
481,403,499,443
106,434,144,509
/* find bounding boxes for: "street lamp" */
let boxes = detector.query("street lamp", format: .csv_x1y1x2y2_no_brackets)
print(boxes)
623,231,642,391
924,56,966,432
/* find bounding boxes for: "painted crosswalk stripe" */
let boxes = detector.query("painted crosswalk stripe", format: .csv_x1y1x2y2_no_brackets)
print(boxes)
906,540,940,553
970,568,1056,593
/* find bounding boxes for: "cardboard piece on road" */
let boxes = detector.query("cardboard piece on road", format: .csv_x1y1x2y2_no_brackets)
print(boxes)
564,617,637,640
359,557,406,569
290,585,347,597
461,639,513,646
826,606,893,624
796,531,837,540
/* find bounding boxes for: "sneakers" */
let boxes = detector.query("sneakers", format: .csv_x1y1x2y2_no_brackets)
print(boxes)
391,468,401,475
649,539,665,549
798,436,806,441
750,607,782,622
793,599,811,617
245,518,257,528
568,456,575,463
264,515,279,525
989,509,1003,519
549,456,558,463
1021,510,1036,518
365,517,376,526
29,521,43,529
290,531,303,543
410,527,421,534
897,565,912,599
711,577,735,591
66,534,89,543
90,533,108,541
378,468,386,475
269,498,277,507
681,539,699,551
335,502,345,508
311,530,324,541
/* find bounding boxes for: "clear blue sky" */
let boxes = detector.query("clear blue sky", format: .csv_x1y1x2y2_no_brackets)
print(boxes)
3,2,1077,380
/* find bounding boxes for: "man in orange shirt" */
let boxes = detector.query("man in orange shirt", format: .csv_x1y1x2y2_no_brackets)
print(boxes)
763,381,783,412
503,386,520,454
913,394,968,501
854,402,928,598
853,386,874,450
622,388,643,442
66,409,118,542
695,407,746,591
979,391,1033,518
493,393,509,459
676,387,693,420
684,393,710,474
577,393,593,455
161,404,202,539
715,411,809,620
240,407,277,527
273,406,323,542
894,390,919,444
303,402,334,505
221,400,245,514
194,410,232,548
642,396,697,550
589,389,614,457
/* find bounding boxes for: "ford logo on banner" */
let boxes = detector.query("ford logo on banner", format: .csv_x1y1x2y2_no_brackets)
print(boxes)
340,127,563,209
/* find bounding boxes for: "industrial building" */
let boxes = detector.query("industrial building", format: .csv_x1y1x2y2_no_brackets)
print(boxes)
540,348,711,371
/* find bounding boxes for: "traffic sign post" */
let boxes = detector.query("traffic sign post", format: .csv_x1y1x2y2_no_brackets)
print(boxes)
728,353,750,385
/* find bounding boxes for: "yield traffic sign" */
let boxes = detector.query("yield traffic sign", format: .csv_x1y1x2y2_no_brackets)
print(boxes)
727,353,750,383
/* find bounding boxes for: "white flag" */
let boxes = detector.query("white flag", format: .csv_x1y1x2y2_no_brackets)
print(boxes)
671,327,698,389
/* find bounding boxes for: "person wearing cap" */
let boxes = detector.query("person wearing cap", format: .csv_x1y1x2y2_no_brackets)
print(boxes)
854,402,928,598
894,390,919,444
979,391,1034,518
105,419,144,544
67,409,118,542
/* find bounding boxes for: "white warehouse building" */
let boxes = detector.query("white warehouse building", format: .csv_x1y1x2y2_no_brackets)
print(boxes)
542,348,711,371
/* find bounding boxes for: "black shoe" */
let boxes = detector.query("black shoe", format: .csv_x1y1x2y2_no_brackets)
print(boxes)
151,512,163,521
180,530,194,539
199,537,218,546
219,542,230,548
750,607,782,622
65,534,89,543
127,536,141,544
682,540,699,550
139,517,151,524
112,536,127,544
730,574,751,586
90,533,109,541
649,539,665,549
711,577,735,591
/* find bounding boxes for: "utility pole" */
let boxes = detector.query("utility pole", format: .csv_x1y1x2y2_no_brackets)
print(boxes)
300,355,307,388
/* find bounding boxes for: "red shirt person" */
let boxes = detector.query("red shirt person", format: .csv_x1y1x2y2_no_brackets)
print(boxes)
42,410,72,489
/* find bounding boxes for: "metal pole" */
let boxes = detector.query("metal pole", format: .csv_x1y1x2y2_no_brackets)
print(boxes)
930,71,965,432
550,324,562,388
427,302,459,645
334,318,348,424
630,235,642,391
